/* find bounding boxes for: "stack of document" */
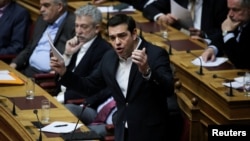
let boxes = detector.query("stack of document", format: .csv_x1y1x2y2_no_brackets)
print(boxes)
0,70,24,85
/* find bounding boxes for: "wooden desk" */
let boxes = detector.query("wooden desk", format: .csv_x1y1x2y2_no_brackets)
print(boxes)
170,51,250,141
0,60,92,141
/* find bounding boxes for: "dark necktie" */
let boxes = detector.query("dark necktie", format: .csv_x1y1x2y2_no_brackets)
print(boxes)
92,99,116,124
236,26,243,42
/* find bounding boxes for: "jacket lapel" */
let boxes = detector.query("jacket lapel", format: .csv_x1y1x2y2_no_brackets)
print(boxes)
126,41,145,101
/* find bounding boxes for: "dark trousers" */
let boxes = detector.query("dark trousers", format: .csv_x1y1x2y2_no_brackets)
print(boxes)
124,128,129,141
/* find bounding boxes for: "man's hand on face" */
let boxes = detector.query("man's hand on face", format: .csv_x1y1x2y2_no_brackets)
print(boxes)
64,36,84,56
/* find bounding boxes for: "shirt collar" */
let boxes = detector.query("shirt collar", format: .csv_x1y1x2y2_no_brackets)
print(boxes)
79,35,97,53
50,11,68,28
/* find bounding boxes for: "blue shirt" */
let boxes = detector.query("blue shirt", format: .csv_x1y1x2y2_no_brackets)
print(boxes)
29,12,67,72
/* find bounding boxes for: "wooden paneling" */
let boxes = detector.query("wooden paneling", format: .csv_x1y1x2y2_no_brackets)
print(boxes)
0,105,34,141
16,0,40,22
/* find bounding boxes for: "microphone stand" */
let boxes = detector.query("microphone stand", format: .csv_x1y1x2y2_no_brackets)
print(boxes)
12,99,17,116
166,37,172,55
213,74,233,96
0,95,17,116
107,10,110,20
139,27,143,39
186,50,204,75
33,109,42,141
69,104,89,141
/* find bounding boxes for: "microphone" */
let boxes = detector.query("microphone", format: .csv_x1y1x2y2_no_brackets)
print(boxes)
139,27,143,38
107,10,110,20
186,50,204,75
0,95,17,116
212,74,233,96
69,103,89,141
33,109,42,141
166,38,172,55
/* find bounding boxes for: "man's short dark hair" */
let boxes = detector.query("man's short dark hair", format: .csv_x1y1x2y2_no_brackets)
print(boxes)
107,14,136,33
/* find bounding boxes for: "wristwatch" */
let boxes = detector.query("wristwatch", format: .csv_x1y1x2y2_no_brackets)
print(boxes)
143,67,151,77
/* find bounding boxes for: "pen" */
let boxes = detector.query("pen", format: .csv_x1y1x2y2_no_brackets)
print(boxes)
54,124,68,127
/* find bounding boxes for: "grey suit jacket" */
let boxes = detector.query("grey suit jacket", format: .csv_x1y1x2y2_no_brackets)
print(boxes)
60,38,174,141
12,11,75,71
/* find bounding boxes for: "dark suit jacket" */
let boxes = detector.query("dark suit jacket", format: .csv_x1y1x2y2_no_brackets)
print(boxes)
0,1,31,55
143,0,228,37
12,11,75,71
119,0,149,11
63,34,112,106
212,23,250,69
60,38,174,141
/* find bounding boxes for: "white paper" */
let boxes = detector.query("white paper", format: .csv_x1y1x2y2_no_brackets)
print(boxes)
47,33,64,62
98,6,135,13
0,70,15,80
221,76,245,89
0,70,10,74
170,0,193,29
222,81,243,89
191,57,228,67
234,76,244,83
41,121,83,133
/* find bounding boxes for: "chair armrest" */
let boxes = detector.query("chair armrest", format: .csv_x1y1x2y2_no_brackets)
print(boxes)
0,54,16,59
105,124,114,134
66,99,85,105
33,73,56,79
104,136,115,141
0,55,16,64
39,81,57,88
33,73,57,96
104,124,115,141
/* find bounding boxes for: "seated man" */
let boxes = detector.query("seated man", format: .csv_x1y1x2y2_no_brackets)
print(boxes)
55,4,112,103
0,0,31,56
201,0,250,69
92,0,154,11
9,0,75,77
57,5,113,138
143,0,228,39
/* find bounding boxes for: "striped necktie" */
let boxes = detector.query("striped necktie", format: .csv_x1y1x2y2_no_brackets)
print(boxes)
92,99,116,124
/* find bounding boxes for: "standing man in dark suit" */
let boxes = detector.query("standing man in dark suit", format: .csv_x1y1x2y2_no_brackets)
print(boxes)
9,0,75,77
51,14,174,141
143,0,228,39
0,0,31,55
201,0,250,69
